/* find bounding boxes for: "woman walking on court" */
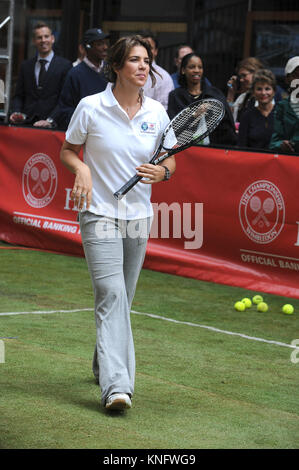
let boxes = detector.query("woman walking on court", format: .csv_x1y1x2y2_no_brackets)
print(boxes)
60,36,176,411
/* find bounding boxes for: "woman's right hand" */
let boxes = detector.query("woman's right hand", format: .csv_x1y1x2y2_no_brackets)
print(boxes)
71,163,93,210
60,140,92,211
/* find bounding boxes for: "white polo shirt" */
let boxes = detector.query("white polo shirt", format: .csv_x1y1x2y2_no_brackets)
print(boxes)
66,83,172,220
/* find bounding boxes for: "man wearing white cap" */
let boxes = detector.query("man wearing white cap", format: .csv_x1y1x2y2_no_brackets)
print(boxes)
269,56,299,154
284,56,299,77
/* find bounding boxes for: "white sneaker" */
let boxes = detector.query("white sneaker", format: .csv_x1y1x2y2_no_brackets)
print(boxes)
105,393,132,410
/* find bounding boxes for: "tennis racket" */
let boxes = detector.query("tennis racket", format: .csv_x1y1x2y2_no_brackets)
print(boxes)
113,98,225,200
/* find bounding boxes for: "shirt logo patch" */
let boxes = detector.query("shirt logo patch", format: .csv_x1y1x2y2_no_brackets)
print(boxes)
140,122,157,134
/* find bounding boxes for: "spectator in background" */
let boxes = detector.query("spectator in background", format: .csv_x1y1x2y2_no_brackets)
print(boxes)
227,57,283,127
269,56,299,154
171,44,193,88
237,69,276,150
139,30,174,110
9,21,72,128
168,52,237,146
226,57,264,124
57,28,109,130
171,44,212,90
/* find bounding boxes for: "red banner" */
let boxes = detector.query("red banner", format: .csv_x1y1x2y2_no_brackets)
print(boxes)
1,125,299,298
0,126,83,256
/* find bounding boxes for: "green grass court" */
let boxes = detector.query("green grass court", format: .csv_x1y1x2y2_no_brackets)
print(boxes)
0,244,299,449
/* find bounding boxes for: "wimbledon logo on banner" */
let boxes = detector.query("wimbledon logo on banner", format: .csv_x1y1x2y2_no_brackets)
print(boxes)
22,153,58,208
239,180,285,245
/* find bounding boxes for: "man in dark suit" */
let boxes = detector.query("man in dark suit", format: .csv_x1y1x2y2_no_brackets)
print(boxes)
9,22,72,128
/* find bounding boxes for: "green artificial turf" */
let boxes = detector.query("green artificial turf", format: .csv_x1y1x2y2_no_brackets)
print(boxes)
0,246,298,449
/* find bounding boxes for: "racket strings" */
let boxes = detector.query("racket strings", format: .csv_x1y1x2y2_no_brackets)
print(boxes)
114,98,225,199
163,100,224,149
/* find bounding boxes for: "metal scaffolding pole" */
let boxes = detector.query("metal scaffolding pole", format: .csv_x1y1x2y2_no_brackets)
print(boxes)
0,0,14,122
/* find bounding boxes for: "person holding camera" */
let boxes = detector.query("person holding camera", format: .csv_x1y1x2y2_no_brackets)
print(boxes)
227,57,284,131
226,57,264,125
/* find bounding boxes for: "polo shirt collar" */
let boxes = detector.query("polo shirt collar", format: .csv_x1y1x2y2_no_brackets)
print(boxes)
102,83,150,112
101,83,118,107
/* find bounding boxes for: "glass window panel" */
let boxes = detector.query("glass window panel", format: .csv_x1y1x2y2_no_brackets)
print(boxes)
120,0,188,17
104,0,188,19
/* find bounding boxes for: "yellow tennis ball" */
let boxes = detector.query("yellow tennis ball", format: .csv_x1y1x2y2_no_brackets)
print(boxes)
235,301,245,312
282,304,294,315
241,297,252,308
257,302,268,312
252,294,263,304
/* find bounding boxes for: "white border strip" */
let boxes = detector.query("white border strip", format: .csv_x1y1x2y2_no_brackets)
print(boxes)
0,308,93,316
240,248,299,262
13,211,79,225
0,307,298,350
131,310,299,350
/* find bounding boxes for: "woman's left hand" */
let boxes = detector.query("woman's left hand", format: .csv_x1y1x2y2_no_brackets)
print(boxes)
136,163,165,184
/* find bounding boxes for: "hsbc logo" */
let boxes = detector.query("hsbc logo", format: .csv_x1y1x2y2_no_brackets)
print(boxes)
239,180,285,244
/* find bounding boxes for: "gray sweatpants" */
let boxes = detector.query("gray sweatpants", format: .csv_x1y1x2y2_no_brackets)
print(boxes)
79,211,151,405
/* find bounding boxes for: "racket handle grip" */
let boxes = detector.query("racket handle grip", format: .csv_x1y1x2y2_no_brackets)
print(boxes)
113,173,142,200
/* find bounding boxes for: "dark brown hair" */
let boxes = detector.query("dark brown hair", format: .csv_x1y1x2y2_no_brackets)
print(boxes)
251,69,277,92
104,35,157,87
32,21,52,38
